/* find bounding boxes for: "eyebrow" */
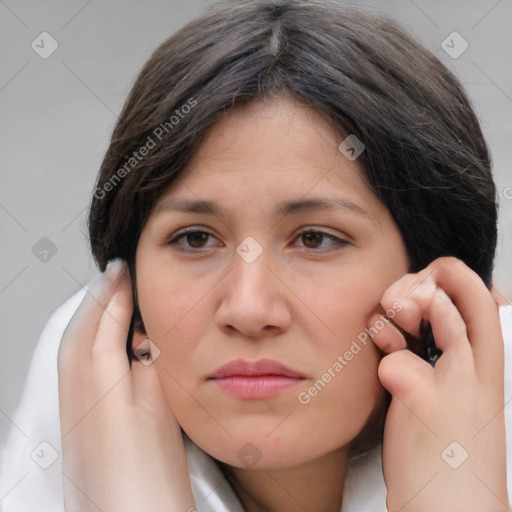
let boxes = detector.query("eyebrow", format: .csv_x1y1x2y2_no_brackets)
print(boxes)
154,197,371,219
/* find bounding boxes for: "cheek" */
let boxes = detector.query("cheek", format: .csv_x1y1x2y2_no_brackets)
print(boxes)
294,272,385,438
137,264,208,344
150,274,385,468
134,241,403,468
136,271,200,404
139,258,387,398
289,262,388,344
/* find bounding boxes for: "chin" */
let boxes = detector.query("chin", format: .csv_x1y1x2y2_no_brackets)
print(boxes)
184,420,356,471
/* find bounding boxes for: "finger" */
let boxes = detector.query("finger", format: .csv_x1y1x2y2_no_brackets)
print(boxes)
420,258,503,380
59,259,127,362
379,258,502,381
425,288,476,385
381,273,436,338
490,286,510,306
93,261,133,359
382,278,473,371
378,275,438,359
391,281,473,362
425,288,470,354
367,310,407,354
59,261,133,438
378,349,434,403
428,258,498,343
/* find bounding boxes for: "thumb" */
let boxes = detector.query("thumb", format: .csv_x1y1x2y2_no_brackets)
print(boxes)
378,349,433,402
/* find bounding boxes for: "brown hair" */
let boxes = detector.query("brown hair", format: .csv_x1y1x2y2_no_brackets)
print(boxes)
89,0,496,286
87,0,498,455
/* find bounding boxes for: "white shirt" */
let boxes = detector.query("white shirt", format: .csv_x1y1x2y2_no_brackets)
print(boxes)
1,287,511,511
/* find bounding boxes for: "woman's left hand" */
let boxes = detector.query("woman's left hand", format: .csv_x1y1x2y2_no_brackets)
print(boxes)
371,257,509,512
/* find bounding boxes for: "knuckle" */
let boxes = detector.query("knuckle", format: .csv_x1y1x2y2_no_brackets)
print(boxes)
380,274,414,308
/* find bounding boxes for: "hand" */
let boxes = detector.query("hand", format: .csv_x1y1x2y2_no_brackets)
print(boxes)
57,260,196,512
370,257,510,512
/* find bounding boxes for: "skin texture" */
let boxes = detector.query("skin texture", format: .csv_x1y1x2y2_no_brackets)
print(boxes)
374,260,509,511
58,96,509,512
58,263,197,512
135,96,410,511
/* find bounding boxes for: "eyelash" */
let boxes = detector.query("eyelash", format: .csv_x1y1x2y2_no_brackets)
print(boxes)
165,227,349,253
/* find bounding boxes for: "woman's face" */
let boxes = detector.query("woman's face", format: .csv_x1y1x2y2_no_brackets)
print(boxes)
135,95,409,469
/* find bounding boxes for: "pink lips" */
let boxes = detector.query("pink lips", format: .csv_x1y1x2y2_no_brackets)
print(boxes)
208,358,305,399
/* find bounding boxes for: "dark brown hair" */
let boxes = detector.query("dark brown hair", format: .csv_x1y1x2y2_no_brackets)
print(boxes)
89,0,497,287
87,0,498,455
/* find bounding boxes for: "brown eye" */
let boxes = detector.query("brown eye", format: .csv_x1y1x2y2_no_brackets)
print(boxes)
295,229,349,251
301,231,324,248
186,231,209,248
167,229,219,251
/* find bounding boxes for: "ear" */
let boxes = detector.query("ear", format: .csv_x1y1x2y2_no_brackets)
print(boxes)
132,316,160,365
131,309,162,365
126,304,149,365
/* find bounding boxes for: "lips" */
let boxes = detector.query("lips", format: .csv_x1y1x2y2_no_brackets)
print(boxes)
209,358,305,379
208,358,305,399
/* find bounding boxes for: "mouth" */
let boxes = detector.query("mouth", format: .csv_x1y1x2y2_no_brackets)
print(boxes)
207,358,306,399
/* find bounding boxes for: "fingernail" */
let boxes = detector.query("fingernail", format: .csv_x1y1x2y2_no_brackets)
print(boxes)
105,258,126,282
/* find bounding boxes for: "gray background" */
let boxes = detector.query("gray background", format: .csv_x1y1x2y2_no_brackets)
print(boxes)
1,0,511,448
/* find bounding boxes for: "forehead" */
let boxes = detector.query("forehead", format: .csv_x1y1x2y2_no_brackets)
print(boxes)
154,96,382,218
184,96,349,178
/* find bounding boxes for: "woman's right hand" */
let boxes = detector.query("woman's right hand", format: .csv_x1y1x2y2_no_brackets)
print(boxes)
58,260,196,512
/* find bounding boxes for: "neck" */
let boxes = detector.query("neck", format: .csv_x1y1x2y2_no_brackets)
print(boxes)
219,447,348,512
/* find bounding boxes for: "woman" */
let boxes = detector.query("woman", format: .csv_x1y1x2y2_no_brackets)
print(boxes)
3,1,511,511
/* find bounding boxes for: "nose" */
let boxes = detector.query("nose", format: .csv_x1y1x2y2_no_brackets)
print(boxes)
214,248,292,339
